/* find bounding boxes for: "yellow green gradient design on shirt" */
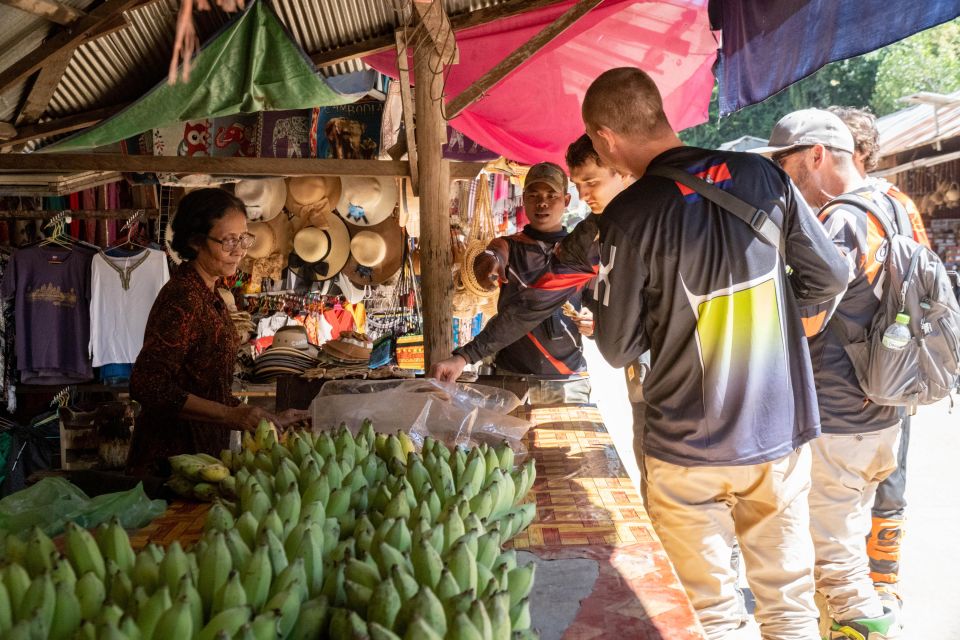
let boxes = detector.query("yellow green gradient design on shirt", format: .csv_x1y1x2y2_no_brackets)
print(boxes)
686,273,789,423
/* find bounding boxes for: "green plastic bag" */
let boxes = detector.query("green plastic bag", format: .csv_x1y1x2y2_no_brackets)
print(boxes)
0,477,167,538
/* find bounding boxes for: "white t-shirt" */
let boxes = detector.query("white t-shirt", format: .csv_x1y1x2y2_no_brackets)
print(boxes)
89,248,170,367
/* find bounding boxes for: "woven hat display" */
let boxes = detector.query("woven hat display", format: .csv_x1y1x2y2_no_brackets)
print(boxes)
342,214,404,286
245,221,276,259
289,210,351,282
286,176,342,217
235,178,286,221
337,176,398,226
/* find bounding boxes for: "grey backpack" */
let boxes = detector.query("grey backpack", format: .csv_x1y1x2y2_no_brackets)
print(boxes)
826,192,960,412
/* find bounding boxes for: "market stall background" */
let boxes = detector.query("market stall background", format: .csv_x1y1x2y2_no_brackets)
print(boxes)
0,1,958,639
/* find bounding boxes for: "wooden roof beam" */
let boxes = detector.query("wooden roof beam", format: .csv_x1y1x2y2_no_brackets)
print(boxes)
445,0,602,120
1,103,129,149
0,153,486,179
0,0,85,26
0,0,143,94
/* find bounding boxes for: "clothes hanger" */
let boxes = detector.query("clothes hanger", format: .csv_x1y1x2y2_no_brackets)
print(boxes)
106,210,150,255
39,212,74,250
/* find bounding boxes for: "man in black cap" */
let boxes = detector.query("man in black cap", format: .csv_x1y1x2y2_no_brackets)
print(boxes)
431,162,592,404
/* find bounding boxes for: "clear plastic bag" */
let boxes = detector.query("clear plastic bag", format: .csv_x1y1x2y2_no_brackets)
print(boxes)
317,379,523,414
311,379,531,456
0,477,167,538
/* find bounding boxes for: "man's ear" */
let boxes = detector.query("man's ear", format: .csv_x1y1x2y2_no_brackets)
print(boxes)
594,126,617,154
564,193,572,206
810,144,826,169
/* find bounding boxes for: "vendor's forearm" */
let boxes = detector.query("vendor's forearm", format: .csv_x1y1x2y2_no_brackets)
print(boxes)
179,394,236,426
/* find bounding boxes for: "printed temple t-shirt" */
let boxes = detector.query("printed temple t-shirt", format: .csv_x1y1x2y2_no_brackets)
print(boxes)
1,245,96,384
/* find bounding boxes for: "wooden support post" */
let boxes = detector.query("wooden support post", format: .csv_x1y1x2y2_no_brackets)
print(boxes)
414,7,454,367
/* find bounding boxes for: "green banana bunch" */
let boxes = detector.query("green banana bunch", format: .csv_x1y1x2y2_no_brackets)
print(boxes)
24,528,56,578
198,605,251,640
64,522,106,582
169,454,231,483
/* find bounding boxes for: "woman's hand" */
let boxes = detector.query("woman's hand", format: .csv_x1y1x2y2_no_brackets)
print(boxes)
228,404,280,432
276,409,311,428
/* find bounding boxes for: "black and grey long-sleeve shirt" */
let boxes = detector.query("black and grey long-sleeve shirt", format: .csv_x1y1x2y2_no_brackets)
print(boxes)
456,146,848,467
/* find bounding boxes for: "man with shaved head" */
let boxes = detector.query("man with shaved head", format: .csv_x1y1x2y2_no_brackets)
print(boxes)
581,67,848,639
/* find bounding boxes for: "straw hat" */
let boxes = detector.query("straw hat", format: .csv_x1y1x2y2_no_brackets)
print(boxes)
322,331,373,363
399,177,420,237
286,176,342,216
342,215,404,286
268,325,319,359
336,176,398,226
245,221,275,259
235,178,286,221
289,213,351,282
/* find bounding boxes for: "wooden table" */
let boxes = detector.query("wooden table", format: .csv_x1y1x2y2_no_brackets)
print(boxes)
131,405,705,639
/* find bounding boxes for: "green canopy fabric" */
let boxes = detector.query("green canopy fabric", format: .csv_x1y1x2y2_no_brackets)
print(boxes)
44,0,354,152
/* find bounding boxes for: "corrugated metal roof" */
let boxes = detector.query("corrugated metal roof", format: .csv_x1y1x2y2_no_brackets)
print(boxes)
0,0,97,122
1,0,514,135
878,90,960,158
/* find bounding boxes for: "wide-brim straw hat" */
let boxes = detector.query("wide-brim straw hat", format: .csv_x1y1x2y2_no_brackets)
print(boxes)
289,212,351,282
286,176,342,216
245,221,275,259
235,178,286,221
399,177,420,237
342,215,404,286
336,176,398,226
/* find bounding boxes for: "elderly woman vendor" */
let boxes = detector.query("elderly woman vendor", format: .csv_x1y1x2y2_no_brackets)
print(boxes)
127,188,305,476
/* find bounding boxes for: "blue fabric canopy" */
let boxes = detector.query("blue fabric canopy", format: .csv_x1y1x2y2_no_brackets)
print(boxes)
712,0,960,115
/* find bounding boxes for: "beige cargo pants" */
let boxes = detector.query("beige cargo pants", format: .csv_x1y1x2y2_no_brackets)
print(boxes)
809,423,901,622
644,446,819,640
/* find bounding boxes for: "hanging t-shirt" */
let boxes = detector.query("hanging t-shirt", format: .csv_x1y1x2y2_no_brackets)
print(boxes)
89,248,170,367
323,308,355,341
0,245,96,384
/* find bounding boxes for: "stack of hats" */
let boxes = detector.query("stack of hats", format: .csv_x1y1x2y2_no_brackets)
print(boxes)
301,331,373,379
252,325,320,382
321,331,373,365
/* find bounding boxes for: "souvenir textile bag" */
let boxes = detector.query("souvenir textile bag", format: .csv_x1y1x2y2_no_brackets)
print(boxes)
394,242,426,371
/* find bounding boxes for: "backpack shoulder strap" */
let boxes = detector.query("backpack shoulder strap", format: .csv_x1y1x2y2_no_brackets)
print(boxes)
646,164,784,260
881,191,914,239
824,193,898,240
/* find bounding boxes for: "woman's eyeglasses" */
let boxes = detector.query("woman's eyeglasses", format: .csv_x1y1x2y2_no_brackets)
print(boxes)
208,233,256,252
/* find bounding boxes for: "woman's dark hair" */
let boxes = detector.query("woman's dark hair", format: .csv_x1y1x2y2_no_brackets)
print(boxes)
170,188,246,261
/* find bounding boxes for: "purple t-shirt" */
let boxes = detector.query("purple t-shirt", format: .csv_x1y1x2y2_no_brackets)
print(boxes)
0,245,95,384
